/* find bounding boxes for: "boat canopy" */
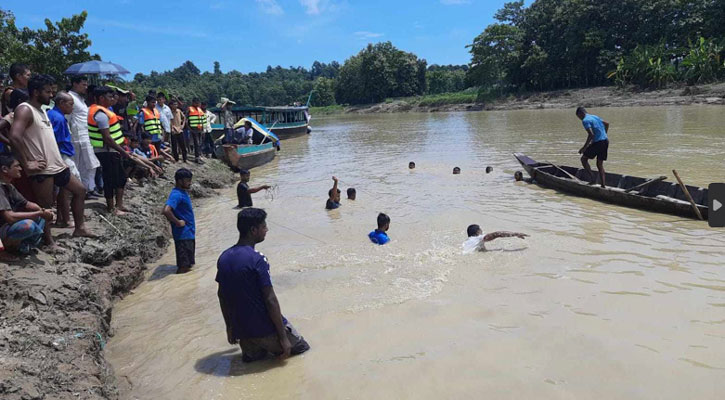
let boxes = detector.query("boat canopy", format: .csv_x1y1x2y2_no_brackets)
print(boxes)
234,117,280,143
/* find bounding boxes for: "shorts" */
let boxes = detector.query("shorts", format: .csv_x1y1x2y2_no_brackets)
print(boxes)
62,155,81,180
239,321,310,362
95,151,127,199
583,140,609,161
32,167,71,187
174,239,196,270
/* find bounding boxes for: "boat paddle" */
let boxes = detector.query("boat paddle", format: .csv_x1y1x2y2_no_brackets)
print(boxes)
672,169,704,221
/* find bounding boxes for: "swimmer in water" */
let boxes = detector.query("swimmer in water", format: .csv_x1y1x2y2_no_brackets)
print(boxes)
486,166,493,173
462,224,528,253
368,213,390,245
409,161,415,169
347,187,356,200
326,176,341,210
453,167,461,175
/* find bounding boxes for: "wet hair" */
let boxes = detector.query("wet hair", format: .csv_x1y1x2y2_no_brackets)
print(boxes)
8,88,29,109
575,106,587,116
28,74,55,97
347,188,356,197
467,224,482,237
377,213,390,228
70,75,88,84
238,169,250,176
409,161,415,168
237,207,267,236
328,188,341,197
174,168,193,182
453,167,461,174
9,63,29,80
145,95,156,103
486,166,493,173
514,171,524,181
93,85,114,99
0,154,17,169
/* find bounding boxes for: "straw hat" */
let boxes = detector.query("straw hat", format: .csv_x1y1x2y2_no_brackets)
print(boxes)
217,96,236,108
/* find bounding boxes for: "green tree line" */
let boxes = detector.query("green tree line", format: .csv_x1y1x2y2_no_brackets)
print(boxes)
466,0,725,95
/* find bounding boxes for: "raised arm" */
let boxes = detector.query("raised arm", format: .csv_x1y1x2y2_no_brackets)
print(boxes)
262,285,292,360
331,176,338,195
483,231,529,242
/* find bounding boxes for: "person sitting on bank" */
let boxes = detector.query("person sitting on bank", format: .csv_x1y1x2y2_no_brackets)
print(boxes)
575,106,610,188
369,213,391,245
325,176,341,210
462,224,528,253
163,168,196,273
235,169,270,209
0,154,53,254
216,208,311,362
347,188,356,200
139,133,166,167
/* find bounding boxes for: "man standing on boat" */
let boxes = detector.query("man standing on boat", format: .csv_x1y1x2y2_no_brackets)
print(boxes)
576,107,609,188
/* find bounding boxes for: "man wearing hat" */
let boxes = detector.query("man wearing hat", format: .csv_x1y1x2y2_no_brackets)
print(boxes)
218,97,236,144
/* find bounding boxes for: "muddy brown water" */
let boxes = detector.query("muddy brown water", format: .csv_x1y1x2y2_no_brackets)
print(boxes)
106,106,725,399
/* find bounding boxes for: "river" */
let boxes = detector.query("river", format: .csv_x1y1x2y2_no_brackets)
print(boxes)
106,106,725,399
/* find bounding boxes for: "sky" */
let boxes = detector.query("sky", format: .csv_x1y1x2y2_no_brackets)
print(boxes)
5,0,514,76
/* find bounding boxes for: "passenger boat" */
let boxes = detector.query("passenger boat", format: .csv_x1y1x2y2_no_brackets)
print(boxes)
215,117,280,171
210,105,310,141
514,153,709,220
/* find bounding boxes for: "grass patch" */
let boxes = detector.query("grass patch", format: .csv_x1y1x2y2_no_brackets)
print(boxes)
417,91,479,107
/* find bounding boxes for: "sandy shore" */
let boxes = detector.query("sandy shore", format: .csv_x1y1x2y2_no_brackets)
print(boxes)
0,160,235,400
339,83,725,114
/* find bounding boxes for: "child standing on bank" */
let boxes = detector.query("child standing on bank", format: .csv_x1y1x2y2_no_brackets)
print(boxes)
163,168,196,273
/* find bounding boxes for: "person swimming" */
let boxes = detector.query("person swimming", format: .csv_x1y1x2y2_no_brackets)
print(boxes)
368,213,390,245
462,224,528,253
409,161,415,169
326,176,341,210
453,167,461,175
486,166,493,173
347,187,356,200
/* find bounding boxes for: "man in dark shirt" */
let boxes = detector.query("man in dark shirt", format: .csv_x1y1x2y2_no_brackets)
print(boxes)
216,208,310,362
325,176,340,210
235,169,270,209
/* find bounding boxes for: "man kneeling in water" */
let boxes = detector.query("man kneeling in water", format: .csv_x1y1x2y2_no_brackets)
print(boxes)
462,224,528,253
216,208,310,362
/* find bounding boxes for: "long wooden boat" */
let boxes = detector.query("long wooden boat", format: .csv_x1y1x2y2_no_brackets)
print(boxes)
514,153,709,220
211,105,310,140
214,117,281,170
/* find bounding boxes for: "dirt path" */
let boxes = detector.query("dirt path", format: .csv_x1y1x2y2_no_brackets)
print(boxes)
0,160,235,400
340,83,725,114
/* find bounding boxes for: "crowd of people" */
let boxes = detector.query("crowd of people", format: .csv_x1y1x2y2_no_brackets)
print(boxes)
0,62,225,255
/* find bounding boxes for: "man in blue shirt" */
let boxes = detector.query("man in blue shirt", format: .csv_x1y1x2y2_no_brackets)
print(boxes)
216,208,310,362
368,213,390,245
47,91,81,228
163,168,196,273
576,107,610,188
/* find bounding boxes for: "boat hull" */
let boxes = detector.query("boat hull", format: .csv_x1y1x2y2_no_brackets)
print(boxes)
270,124,309,139
217,143,276,170
514,153,708,220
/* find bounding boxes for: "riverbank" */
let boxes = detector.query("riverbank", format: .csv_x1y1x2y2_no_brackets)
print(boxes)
310,83,725,115
0,160,235,400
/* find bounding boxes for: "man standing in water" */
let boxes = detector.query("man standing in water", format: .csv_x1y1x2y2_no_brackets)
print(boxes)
217,208,310,362
576,107,609,188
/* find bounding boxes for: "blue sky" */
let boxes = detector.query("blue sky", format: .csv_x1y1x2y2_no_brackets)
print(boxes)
6,0,513,76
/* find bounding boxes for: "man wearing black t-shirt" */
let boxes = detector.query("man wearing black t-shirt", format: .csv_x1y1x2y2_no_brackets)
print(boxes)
235,169,270,209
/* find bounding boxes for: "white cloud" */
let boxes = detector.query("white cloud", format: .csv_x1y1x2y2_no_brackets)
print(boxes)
440,0,471,4
256,0,284,15
354,31,384,39
300,0,321,15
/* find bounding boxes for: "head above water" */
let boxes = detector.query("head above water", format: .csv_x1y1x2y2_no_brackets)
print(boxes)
486,166,493,174
409,161,415,169
467,224,482,237
237,207,268,243
347,187,356,200
377,213,390,231
575,106,587,120
514,171,524,181
174,168,193,189
453,167,461,175
0,154,22,180
329,187,341,202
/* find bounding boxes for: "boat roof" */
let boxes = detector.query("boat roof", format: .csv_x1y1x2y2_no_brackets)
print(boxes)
234,117,280,142
210,105,308,112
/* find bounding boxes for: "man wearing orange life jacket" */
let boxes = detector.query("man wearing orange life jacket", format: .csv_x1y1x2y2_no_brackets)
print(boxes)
141,95,163,152
185,98,204,164
88,86,131,216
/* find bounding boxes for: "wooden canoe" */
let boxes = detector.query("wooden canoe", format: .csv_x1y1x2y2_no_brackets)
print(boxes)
217,142,276,170
514,153,709,220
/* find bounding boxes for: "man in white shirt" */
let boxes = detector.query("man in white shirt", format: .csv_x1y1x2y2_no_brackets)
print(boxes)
234,120,254,145
67,76,101,196
462,224,528,253
156,92,173,144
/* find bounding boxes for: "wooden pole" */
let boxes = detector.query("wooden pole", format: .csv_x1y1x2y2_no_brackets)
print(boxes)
672,169,704,221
